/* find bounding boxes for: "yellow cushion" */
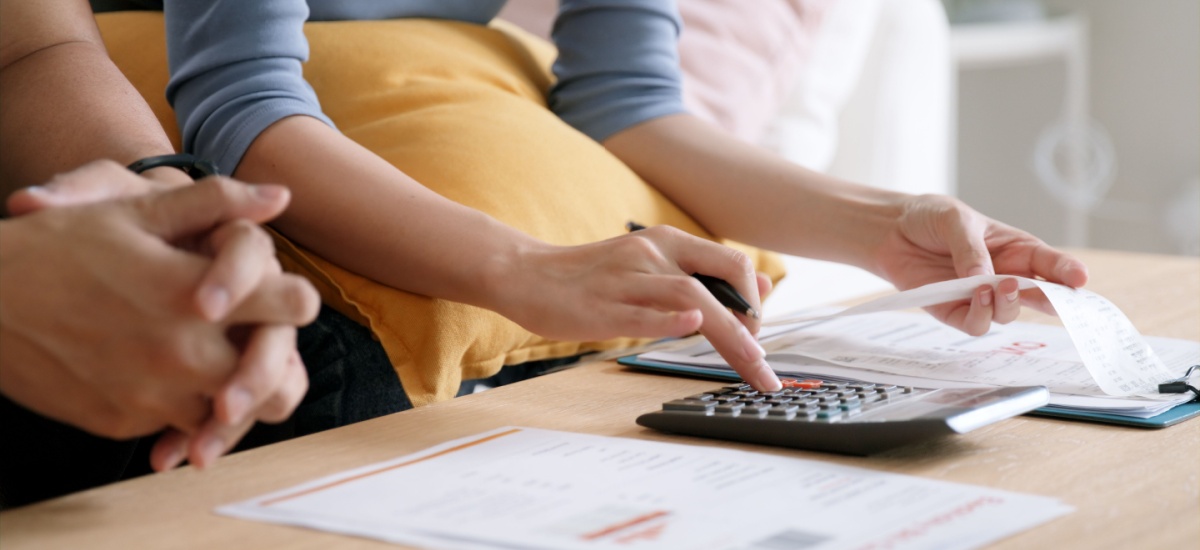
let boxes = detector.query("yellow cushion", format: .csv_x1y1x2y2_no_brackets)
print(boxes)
96,13,785,407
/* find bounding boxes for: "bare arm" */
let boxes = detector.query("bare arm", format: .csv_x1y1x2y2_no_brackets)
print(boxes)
235,116,780,391
236,116,536,310
605,114,1090,336
0,0,187,197
604,114,906,270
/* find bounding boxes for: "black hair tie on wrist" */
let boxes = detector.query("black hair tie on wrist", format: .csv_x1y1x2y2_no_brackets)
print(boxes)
127,153,218,181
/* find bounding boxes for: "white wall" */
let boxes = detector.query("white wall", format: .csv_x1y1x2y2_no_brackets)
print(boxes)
953,0,1198,255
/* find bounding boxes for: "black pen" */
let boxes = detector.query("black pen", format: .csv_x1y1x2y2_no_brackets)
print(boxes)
626,221,760,319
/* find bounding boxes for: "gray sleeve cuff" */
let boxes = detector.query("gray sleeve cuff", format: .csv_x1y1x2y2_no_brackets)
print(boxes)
549,0,687,142
164,0,335,175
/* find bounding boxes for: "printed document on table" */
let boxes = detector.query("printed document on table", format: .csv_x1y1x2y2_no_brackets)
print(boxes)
640,312,1199,417
220,427,1072,550
631,274,1198,417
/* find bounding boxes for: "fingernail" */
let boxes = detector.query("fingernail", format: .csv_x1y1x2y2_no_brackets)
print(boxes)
739,325,766,363
23,185,53,195
197,285,229,320
251,184,286,201
1005,290,1019,302
225,387,252,424
751,361,782,392
980,288,993,307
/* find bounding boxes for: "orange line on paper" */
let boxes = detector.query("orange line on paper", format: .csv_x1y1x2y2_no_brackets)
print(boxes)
258,428,523,507
581,510,671,541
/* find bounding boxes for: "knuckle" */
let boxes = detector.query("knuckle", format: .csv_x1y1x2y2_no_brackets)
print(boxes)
670,275,706,299
197,176,241,205
261,378,307,423
164,330,236,381
621,234,658,256
722,247,754,274
278,277,321,322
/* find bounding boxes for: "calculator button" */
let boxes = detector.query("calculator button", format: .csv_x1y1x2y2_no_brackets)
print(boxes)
839,400,863,411
742,404,772,416
664,399,716,412
782,379,824,390
686,393,714,401
816,409,842,420
715,403,744,413
768,404,799,417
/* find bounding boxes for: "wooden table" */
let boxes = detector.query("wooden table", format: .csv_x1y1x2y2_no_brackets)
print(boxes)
3,249,1197,549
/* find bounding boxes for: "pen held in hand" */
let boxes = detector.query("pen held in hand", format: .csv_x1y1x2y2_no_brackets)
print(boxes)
626,221,761,319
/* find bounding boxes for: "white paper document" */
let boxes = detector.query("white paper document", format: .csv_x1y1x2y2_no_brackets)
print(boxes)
641,312,1199,417
763,275,1183,397
220,427,1072,550
628,274,1199,418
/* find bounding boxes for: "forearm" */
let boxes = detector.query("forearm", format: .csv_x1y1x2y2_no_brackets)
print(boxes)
604,114,907,272
234,115,541,309
0,0,182,196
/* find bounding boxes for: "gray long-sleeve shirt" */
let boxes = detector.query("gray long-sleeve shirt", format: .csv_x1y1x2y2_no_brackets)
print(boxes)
162,1,686,174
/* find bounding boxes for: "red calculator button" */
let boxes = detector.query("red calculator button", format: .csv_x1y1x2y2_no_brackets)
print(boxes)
782,379,824,389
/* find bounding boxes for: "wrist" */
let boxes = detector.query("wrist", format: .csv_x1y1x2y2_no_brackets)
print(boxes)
811,182,908,270
475,231,554,318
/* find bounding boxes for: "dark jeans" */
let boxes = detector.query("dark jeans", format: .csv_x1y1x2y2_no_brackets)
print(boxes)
0,306,576,508
291,305,578,434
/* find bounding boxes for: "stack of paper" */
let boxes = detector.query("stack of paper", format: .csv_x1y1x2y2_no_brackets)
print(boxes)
632,275,1199,420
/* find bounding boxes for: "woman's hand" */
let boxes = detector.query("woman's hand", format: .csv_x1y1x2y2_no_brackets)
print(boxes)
875,194,1089,336
488,225,781,391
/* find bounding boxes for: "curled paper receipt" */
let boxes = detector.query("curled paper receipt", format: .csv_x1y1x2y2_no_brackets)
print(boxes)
763,275,1176,397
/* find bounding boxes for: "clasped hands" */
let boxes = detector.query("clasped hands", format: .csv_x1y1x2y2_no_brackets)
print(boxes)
0,161,319,472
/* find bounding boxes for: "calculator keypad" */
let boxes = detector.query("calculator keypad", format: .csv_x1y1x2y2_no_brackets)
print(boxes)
664,380,916,423
639,378,1049,455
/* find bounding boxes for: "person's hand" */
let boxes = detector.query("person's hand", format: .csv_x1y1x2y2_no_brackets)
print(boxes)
7,161,320,470
6,162,188,215
874,194,1089,336
0,161,319,468
490,225,781,391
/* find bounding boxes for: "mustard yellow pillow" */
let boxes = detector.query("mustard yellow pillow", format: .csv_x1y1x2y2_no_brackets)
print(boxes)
97,13,785,407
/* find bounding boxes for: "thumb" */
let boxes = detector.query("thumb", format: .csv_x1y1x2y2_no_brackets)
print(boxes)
133,177,290,241
7,159,173,216
944,210,994,278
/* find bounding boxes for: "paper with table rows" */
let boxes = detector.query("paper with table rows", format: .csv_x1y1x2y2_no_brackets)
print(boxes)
219,427,1071,550
640,275,1198,417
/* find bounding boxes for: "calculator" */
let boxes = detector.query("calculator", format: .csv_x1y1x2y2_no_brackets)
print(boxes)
636,378,1049,455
